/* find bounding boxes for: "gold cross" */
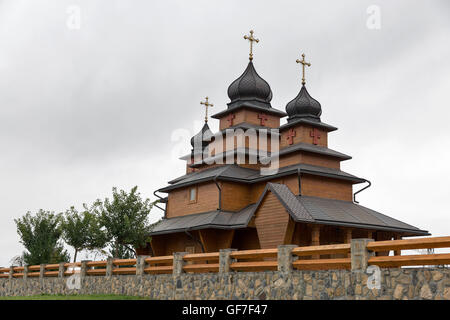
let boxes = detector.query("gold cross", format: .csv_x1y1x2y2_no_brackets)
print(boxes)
200,96,213,122
244,30,259,61
296,53,311,85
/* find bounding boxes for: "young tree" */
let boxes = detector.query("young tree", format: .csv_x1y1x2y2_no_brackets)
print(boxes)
61,206,108,262
94,186,157,259
14,210,70,265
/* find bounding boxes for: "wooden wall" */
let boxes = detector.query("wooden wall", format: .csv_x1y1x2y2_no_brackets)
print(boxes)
254,191,292,249
231,228,261,251
279,152,341,169
220,181,251,212
150,231,204,256
280,125,328,148
301,175,353,201
166,182,219,218
219,108,281,130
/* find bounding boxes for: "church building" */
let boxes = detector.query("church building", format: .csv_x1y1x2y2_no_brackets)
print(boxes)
146,30,429,257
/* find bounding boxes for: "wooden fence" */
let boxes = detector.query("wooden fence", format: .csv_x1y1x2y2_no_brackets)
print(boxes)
1,236,449,279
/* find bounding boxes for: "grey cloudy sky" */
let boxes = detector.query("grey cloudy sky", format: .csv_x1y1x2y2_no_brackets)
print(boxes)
0,0,449,266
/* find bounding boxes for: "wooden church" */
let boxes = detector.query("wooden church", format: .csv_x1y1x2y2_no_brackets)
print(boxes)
146,31,429,257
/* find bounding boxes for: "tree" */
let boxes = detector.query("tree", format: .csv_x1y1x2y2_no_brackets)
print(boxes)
14,210,70,265
94,186,157,259
61,206,108,262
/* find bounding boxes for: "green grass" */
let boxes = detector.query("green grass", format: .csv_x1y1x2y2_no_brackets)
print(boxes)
0,294,149,300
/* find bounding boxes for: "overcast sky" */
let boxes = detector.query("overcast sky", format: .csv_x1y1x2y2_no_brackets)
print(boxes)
0,0,449,266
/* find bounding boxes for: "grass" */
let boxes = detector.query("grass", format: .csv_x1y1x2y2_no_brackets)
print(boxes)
0,294,149,300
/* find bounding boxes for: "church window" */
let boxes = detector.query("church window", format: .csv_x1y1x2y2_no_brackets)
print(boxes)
189,187,197,203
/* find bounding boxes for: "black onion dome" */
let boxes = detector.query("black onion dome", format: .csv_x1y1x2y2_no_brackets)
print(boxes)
227,61,273,109
286,85,322,122
190,122,213,149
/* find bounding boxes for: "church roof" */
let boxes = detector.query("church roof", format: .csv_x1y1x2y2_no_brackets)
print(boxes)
150,183,429,237
160,163,365,192
190,122,213,153
149,204,256,236
286,85,322,122
279,118,337,132
264,142,352,161
257,183,429,236
227,61,273,109
212,61,287,119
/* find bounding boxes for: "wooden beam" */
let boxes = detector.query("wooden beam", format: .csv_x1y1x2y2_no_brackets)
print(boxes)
311,225,320,259
230,248,278,260
293,258,351,270
369,253,450,267
230,261,278,272
394,234,402,256
143,265,173,274
367,236,450,252
144,255,174,265
183,263,219,273
183,252,220,262
292,243,350,257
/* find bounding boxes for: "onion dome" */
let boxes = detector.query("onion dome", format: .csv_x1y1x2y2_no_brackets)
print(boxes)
227,61,273,109
285,85,322,122
190,122,213,151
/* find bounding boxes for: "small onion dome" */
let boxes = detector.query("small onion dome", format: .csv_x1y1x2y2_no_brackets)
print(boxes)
190,122,213,150
227,61,272,109
286,85,322,122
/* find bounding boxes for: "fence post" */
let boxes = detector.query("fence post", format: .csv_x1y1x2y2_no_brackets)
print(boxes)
39,264,45,279
106,257,114,278
136,256,149,276
351,238,374,271
23,265,29,280
219,249,237,273
58,262,65,278
8,266,15,279
80,260,90,280
172,252,188,276
278,245,298,273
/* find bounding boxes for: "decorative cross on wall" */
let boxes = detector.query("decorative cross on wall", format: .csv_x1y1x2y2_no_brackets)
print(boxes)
226,113,235,127
257,113,268,126
286,128,296,145
310,128,321,145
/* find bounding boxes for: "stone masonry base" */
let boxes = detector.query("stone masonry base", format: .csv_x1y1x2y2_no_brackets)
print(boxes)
1,268,449,300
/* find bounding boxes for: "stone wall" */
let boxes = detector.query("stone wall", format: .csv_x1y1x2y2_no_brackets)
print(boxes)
1,268,449,300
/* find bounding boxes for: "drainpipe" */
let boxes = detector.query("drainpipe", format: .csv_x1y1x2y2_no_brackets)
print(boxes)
297,167,302,196
153,190,167,218
185,230,205,253
213,175,222,210
353,179,372,204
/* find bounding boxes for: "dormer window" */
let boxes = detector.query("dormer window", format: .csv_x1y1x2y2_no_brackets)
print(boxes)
189,187,197,203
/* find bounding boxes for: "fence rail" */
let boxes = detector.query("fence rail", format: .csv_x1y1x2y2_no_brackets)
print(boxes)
1,236,449,279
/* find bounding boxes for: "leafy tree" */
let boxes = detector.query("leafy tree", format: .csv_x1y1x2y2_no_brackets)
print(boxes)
61,206,108,262
94,186,157,259
15,210,70,265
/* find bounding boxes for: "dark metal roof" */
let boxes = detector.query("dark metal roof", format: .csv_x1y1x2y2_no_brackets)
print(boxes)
227,61,272,109
189,148,270,168
279,118,337,132
286,85,322,122
150,183,429,237
259,183,429,236
266,142,352,161
212,103,287,119
160,163,365,192
149,204,256,236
